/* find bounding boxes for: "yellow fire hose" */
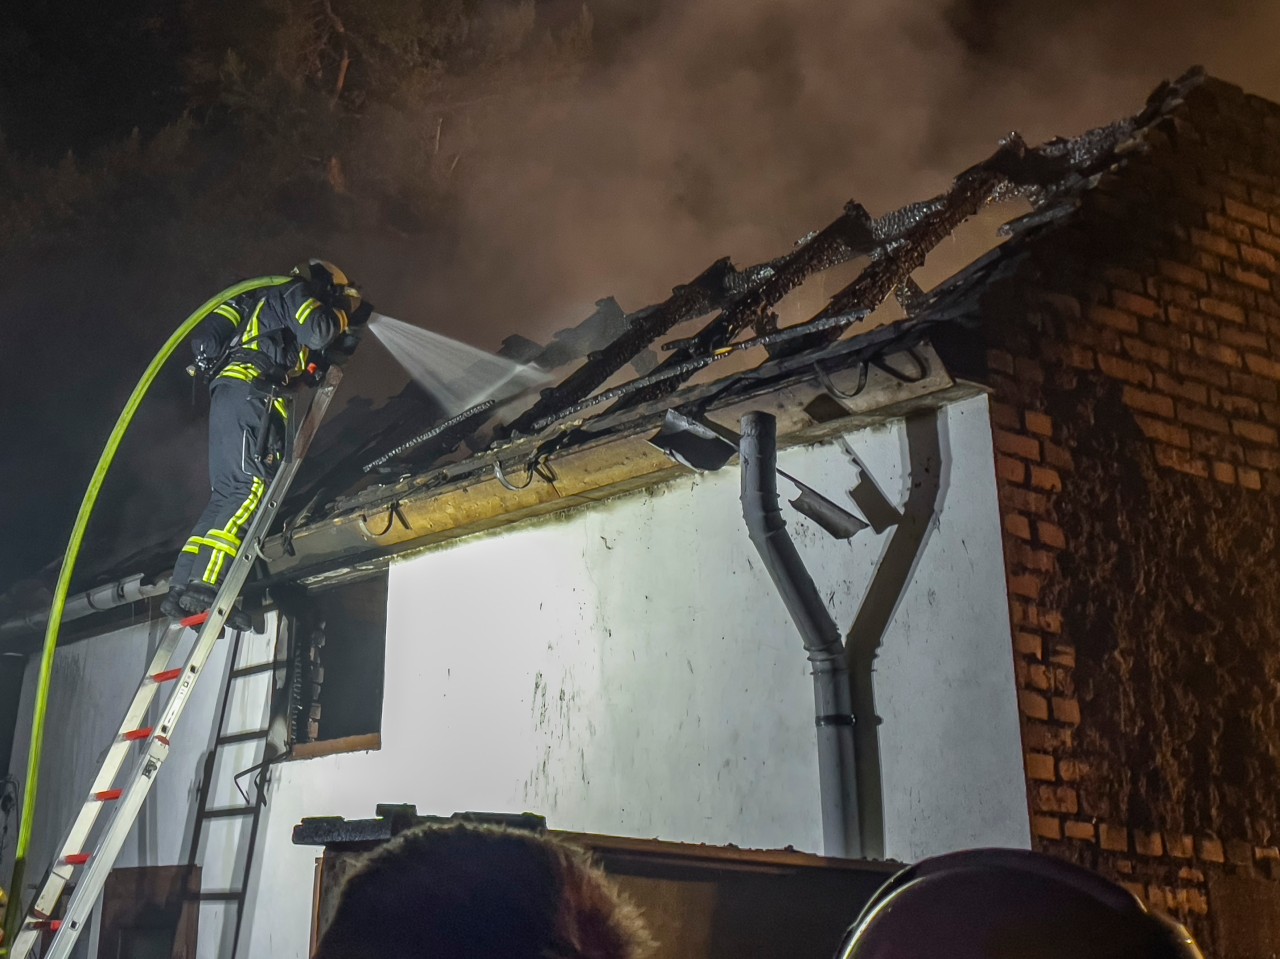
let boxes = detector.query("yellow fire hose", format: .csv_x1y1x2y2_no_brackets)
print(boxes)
2,277,292,952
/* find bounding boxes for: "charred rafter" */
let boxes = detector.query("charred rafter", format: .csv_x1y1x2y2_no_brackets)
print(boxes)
499,258,743,439
606,204,878,413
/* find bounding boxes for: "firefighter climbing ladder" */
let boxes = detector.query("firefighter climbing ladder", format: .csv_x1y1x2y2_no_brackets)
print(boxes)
9,368,342,959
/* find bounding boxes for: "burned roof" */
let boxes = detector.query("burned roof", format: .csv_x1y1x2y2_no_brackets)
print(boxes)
279,70,1205,532
0,66,1219,626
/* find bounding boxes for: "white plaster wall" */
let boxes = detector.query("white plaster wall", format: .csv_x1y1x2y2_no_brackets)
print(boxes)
4,392,1029,959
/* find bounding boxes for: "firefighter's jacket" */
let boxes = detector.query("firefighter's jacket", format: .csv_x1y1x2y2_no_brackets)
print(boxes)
193,276,349,387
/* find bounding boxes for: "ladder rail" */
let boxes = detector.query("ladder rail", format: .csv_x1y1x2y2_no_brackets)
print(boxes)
22,622,185,924
11,369,341,959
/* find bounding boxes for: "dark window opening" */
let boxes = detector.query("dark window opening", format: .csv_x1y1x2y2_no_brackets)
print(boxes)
285,572,387,756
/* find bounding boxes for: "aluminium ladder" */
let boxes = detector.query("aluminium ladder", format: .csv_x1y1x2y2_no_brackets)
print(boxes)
9,367,342,959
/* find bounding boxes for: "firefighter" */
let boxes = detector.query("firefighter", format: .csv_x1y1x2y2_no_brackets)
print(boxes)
161,260,370,624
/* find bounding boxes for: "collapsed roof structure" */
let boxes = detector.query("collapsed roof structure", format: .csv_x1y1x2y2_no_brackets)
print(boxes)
0,68,1209,637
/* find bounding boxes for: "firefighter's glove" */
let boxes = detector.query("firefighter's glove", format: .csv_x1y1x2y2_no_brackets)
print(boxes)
349,300,373,327
326,330,362,366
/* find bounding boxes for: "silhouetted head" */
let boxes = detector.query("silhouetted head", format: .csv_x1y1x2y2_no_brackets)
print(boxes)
312,822,654,959
835,848,1203,959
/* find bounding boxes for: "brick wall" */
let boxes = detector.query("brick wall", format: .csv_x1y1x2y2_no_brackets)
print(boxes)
960,77,1280,955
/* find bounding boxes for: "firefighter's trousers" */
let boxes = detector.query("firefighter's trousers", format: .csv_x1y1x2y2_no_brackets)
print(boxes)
171,378,286,593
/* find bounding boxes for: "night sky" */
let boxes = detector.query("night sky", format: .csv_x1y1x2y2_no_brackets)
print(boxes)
1,0,1276,594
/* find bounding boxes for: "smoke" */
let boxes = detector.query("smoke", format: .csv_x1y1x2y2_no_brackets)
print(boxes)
404,0,1280,347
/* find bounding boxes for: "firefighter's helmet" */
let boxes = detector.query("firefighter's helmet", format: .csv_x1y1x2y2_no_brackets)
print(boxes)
293,259,362,318
834,848,1203,959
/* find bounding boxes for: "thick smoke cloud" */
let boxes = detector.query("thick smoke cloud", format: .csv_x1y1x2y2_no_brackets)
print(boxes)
412,0,1280,346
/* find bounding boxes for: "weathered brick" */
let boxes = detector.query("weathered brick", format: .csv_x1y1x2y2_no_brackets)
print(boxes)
1005,487,1050,514
1178,353,1233,388
1225,261,1274,291
1178,403,1230,433
1210,387,1261,416
1248,446,1280,469
1136,416,1192,448
1121,336,1171,367
1190,228,1238,259
1239,466,1264,490
1058,758,1089,782
1015,545,1055,573
989,401,1021,430
1155,371,1209,403
1119,880,1146,900
1052,697,1081,725
1048,637,1075,663
1112,290,1161,318
1098,353,1153,387
1256,846,1280,862
1029,465,1062,492
1122,386,1175,417
1032,815,1062,840
1230,370,1279,401
1157,259,1209,291
1256,229,1280,256
1166,304,1209,334
1065,820,1096,842
1234,419,1279,445
1201,297,1247,323
1013,356,1045,385
1089,305,1140,333
1034,784,1079,814
1208,209,1259,241
1024,721,1073,752
1191,431,1245,461
1024,410,1053,436
1026,752,1056,781
1014,631,1043,658
1168,835,1195,859
1192,336,1243,366
1141,320,1193,351
995,429,1041,461
1041,443,1073,473
1218,325,1270,351
1100,824,1129,852
1245,352,1280,380
1134,831,1164,857
1154,445,1211,478
1009,574,1042,599
996,455,1026,485
1241,243,1279,272
1019,690,1049,721
1226,839,1254,864
1211,461,1237,484
1036,521,1066,550
1197,837,1225,862
1225,196,1272,229
1176,888,1210,916
1039,609,1064,634
1004,513,1032,541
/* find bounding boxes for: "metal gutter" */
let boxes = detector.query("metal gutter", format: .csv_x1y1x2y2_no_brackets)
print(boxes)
260,345,973,585
0,573,168,646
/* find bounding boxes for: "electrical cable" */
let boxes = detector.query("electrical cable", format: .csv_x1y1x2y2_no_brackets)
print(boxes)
2,276,292,950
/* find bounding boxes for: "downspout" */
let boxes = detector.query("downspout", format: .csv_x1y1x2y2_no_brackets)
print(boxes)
739,411,861,859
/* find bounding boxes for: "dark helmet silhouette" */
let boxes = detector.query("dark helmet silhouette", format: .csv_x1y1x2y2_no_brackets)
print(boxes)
835,848,1202,959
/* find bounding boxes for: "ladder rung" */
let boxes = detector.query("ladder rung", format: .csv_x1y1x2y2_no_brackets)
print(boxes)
64,853,91,866
193,890,242,902
122,727,153,741
152,668,184,683
230,661,276,679
216,729,269,746
203,806,255,819
93,789,123,802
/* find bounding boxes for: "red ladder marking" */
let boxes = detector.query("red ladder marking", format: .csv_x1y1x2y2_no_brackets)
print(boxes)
64,853,91,866
152,668,183,683
122,727,153,741
29,919,63,931
93,789,123,801
180,611,210,628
